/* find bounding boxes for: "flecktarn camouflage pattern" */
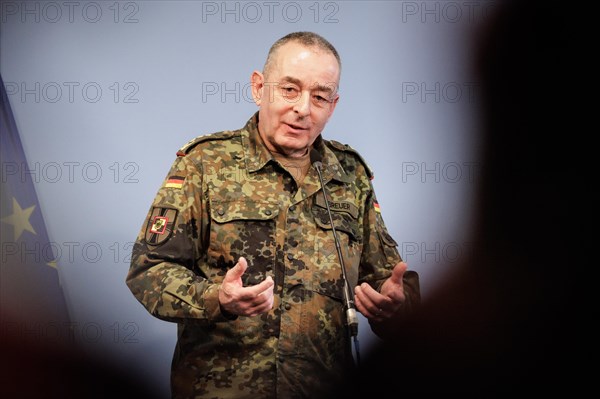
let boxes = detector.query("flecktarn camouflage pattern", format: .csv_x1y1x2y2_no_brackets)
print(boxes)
126,112,420,398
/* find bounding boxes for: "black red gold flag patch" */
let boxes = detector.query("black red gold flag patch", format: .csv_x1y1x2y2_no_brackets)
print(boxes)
165,175,184,189
374,201,381,213
144,207,178,245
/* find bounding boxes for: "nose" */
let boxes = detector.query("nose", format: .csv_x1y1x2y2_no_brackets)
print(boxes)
293,90,311,117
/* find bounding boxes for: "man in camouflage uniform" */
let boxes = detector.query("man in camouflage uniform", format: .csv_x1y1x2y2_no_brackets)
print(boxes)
126,31,420,399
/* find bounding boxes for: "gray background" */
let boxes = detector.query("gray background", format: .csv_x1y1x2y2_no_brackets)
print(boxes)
1,1,493,396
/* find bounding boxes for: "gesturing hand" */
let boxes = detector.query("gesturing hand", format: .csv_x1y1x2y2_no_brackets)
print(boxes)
218,257,274,317
354,261,407,322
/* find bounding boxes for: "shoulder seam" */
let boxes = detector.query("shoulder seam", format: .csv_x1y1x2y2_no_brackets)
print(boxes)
176,130,238,156
326,139,374,179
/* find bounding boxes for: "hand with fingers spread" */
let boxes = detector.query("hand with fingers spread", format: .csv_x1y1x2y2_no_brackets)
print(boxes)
218,257,275,317
354,261,407,322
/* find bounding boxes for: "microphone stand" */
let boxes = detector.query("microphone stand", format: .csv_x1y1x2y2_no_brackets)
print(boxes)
310,149,360,366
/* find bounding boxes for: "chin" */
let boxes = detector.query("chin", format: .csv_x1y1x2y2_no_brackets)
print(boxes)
278,142,308,155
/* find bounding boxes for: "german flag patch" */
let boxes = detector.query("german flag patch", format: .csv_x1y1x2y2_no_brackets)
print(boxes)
144,207,178,245
374,201,381,213
165,176,184,189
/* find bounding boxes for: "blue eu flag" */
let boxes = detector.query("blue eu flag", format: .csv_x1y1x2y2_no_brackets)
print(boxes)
1,74,71,338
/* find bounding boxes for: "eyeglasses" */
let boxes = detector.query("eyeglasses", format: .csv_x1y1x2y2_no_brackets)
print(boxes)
264,81,338,109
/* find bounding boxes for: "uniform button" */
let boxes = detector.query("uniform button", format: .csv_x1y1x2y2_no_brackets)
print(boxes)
284,303,291,310
287,253,294,261
289,205,296,212
217,208,225,216
265,210,272,216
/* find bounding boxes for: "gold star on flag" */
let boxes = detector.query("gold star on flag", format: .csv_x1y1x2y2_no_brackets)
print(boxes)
1,197,37,240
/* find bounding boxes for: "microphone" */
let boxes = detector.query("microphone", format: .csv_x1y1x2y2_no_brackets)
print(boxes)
310,149,360,341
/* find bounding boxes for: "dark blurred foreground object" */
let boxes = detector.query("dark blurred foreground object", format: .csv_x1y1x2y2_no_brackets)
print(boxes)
0,312,163,399
338,1,585,396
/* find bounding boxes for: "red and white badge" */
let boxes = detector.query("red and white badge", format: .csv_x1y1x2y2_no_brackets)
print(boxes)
144,207,178,245
150,216,168,234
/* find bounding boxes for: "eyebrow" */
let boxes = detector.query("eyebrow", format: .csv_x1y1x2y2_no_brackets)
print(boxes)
279,76,336,94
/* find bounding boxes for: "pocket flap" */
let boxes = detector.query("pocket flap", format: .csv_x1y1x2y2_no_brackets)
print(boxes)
210,200,279,223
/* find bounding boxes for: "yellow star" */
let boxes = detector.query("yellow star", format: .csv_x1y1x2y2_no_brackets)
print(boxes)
1,197,37,240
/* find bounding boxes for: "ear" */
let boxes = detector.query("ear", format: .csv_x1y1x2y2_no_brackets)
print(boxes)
251,70,264,106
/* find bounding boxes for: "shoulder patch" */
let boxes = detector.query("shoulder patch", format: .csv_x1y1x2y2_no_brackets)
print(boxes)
164,175,184,189
144,207,178,246
327,140,374,180
176,130,238,156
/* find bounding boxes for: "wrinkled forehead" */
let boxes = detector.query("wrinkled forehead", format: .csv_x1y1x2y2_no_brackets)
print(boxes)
267,42,340,83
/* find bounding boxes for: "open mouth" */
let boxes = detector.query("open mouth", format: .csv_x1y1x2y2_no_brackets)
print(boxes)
285,122,308,132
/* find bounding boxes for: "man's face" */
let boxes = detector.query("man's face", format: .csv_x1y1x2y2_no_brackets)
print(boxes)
251,42,340,157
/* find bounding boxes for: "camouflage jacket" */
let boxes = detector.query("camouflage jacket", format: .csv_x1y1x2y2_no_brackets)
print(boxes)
126,113,420,398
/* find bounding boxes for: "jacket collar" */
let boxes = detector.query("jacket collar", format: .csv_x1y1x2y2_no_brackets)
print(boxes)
241,112,352,184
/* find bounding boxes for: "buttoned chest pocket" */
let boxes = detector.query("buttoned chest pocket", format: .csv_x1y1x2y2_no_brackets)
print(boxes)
207,199,278,285
311,202,362,300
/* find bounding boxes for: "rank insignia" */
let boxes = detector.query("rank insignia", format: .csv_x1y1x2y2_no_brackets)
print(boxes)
144,207,178,245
